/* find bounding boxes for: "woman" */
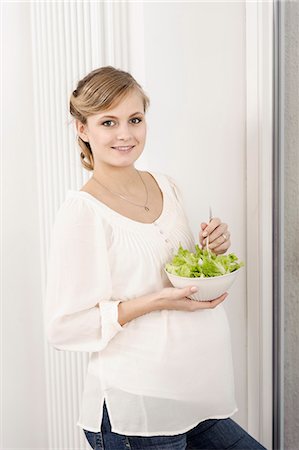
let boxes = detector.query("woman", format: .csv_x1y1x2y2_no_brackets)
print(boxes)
45,66,267,449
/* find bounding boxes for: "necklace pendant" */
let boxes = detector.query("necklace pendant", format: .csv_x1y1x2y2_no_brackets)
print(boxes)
144,206,150,212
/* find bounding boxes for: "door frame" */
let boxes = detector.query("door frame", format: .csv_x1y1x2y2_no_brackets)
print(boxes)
245,1,273,448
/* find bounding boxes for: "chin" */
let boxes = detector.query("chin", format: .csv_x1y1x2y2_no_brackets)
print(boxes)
112,151,143,166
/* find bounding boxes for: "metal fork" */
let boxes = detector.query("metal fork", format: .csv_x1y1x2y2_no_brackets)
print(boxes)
206,206,213,251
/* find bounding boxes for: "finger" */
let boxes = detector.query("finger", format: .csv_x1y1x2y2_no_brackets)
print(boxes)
208,239,229,252
202,217,221,237
190,292,228,309
179,285,198,298
203,229,230,247
204,232,231,251
212,292,228,301
199,223,208,245
206,292,228,307
208,223,228,243
212,239,231,255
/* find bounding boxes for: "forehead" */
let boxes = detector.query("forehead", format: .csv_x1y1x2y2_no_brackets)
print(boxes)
97,90,144,117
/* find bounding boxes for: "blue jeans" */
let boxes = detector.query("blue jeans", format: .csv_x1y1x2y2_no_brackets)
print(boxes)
83,401,268,450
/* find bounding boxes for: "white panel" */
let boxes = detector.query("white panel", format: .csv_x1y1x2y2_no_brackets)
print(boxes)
2,2,48,448
245,1,273,448
30,2,133,448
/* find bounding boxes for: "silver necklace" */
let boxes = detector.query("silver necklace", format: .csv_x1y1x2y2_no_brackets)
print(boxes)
91,170,150,212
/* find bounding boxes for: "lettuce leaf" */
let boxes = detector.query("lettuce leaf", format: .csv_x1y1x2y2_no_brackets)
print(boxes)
165,244,244,278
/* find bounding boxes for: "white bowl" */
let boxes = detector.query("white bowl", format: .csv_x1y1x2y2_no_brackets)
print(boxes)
164,267,243,301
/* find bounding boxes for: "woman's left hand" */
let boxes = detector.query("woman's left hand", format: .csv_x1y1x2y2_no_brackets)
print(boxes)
199,217,231,255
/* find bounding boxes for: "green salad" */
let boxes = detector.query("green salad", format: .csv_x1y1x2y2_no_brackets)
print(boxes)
165,244,244,278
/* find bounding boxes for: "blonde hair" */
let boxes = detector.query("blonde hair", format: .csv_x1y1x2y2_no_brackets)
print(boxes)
69,66,150,171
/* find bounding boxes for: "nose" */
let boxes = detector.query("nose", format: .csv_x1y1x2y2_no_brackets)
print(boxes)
116,122,133,141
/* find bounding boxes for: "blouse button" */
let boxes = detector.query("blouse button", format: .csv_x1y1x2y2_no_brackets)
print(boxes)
165,239,170,243
160,230,164,235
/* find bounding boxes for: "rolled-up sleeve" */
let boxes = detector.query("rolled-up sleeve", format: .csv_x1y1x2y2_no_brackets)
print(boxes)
44,195,124,352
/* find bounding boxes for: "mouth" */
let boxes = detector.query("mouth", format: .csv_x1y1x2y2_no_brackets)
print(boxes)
111,145,135,152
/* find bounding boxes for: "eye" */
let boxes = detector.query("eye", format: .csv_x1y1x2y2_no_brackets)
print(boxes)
101,117,143,127
130,117,143,124
102,120,115,127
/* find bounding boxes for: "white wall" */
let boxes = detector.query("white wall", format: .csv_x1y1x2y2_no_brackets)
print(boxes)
2,3,48,449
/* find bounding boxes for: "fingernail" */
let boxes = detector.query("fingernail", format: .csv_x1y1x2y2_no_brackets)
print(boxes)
191,287,198,293
203,231,208,237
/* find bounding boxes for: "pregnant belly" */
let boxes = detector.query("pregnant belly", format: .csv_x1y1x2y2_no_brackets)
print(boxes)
101,305,234,399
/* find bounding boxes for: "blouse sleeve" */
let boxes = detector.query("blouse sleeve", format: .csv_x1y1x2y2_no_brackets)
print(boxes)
44,195,124,352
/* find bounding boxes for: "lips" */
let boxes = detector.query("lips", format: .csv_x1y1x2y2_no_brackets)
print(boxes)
112,145,134,151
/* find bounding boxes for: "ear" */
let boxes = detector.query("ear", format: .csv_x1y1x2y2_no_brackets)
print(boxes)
75,119,89,143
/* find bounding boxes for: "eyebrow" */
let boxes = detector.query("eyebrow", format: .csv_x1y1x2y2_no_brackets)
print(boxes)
98,111,144,119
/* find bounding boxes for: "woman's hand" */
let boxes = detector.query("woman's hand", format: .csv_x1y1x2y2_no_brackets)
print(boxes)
157,286,228,312
117,286,229,326
199,217,231,255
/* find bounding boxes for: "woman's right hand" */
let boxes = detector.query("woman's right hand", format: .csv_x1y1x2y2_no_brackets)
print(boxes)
157,286,228,312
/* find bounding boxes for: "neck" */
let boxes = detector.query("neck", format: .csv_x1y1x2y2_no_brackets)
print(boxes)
91,164,141,194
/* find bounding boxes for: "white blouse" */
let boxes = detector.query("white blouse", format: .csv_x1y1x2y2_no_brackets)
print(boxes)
44,171,238,436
